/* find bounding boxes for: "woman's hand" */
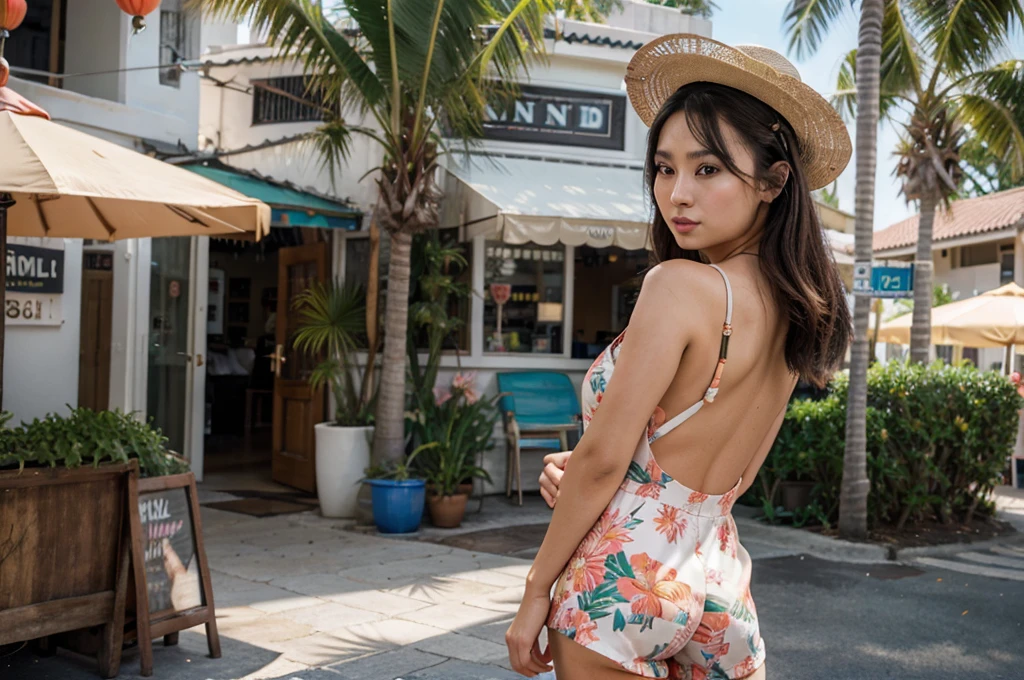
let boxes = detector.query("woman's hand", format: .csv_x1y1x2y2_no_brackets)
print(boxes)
539,450,572,508
506,587,553,677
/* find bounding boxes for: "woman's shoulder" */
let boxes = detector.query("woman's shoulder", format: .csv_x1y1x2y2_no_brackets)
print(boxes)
640,260,732,312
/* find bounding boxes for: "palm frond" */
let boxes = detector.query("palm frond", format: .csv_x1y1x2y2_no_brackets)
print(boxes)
880,0,923,97
555,0,623,22
950,90,1024,182
783,0,854,60
198,0,386,113
907,0,1024,78
831,48,906,122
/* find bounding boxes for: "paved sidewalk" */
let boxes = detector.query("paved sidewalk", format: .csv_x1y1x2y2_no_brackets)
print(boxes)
6,485,1021,679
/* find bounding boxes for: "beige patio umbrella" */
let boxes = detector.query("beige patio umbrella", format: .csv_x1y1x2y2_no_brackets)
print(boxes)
0,83,271,407
875,282,1024,373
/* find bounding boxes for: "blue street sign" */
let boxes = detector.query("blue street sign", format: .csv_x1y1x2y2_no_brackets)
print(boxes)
871,265,915,298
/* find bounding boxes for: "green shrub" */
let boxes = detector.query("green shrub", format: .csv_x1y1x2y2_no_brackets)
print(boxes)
0,408,189,478
748,360,1021,530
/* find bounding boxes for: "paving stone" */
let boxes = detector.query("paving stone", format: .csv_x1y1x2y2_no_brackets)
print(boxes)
411,631,509,664
214,553,346,582
382,577,504,605
323,618,449,648
215,611,314,645
462,586,526,614
238,656,318,680
266,632,387,667
460,617,514,647
400,602,509,632
404,660,525,679
280,601,386,630
269,572,371,599
216,583,323,613
325,589,434,616
327,648,448,680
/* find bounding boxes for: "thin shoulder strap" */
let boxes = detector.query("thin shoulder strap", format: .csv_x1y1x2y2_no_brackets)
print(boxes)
649,264,734,442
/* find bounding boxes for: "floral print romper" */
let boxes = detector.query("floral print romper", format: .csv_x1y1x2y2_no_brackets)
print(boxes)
548,264,765,680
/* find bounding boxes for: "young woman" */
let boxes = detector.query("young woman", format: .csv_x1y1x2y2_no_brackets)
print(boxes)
505,35,853,680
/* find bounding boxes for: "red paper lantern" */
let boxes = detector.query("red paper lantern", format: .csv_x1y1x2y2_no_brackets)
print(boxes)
115,0,161,33
0,0,27,33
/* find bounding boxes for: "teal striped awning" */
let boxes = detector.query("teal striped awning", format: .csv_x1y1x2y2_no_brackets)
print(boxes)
185,164,361,230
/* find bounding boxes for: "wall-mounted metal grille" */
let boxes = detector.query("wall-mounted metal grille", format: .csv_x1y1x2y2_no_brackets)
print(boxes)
252,76,335,125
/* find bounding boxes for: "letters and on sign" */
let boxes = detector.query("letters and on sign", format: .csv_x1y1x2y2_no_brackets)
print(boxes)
871,265,915,298
483,85,626,150
5,244,65,326
137,486,203,616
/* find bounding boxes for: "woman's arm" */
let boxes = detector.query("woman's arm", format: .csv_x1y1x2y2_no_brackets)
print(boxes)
523,260,710,595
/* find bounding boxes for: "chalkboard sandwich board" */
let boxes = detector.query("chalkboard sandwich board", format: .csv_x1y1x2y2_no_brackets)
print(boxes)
128,472,220,677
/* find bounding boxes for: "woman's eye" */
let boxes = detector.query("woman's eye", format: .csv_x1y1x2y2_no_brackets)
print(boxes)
696,164,719,176
656,164,674,176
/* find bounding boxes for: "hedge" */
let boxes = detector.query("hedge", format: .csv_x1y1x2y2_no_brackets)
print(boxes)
747,361,1021,530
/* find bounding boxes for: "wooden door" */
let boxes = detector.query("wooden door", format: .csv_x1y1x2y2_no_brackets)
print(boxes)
271,242,328,492
78,269,113,410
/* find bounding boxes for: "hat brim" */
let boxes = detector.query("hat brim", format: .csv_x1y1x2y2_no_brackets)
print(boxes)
626,34,851,191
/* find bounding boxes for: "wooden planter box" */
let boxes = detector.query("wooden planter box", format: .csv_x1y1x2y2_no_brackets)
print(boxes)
0,461,137,678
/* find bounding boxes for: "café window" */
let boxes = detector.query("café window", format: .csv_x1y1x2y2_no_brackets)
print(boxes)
159,8,190,87
1000,243,1015,285
572,246,648,359
485,243,565,354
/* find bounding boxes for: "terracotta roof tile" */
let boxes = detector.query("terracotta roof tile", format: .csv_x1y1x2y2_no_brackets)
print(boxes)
873,185,1024,252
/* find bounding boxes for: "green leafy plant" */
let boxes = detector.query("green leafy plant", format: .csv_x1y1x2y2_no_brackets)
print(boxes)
361,444,427,482
407,232,471,413
407,373,496,497
292,280,375,427
0,408,189,478
746,361,1021,530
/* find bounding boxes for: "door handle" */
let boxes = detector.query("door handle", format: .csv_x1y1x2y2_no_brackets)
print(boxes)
265,344,287,378
196,354,204,367
176,352,192,362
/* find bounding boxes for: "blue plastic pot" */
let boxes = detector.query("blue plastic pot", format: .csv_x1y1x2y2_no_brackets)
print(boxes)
365,478,426,534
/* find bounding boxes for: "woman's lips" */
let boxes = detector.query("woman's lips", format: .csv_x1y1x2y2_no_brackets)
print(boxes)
671,218,699,233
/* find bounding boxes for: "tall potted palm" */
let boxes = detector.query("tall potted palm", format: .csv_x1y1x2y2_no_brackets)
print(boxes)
200,0,553,468
784,0,1024,539
293,281,373,518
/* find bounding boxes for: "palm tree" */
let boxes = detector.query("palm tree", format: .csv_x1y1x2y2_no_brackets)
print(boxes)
202,0,553,464
785,0,1024,538
646,0,718,19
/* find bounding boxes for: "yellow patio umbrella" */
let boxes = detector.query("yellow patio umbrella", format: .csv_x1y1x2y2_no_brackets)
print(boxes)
0,83,271,407
875,282,1024,374
876,282,1024,348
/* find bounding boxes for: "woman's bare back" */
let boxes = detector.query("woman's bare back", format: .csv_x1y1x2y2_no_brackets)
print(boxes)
647,256,798,496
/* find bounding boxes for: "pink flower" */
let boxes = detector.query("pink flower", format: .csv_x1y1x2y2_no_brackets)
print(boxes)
451,372,479,404
433,387,452,406
653,504,688,543
565,609,599,646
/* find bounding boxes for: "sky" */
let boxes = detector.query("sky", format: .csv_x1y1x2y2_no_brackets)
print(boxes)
710,0,912,232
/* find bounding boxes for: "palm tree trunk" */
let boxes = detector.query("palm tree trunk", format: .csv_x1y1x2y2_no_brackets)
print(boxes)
373,230,412,464
360,220,381,405
839,0,884,540
910,195,937,364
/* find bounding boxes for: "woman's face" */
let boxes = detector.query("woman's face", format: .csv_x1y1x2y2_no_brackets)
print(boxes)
652,111,772,259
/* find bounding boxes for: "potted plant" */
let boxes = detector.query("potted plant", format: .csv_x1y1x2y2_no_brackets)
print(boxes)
410,373,497,528
362,447,428,534
293,281,375,519
0,408,188,677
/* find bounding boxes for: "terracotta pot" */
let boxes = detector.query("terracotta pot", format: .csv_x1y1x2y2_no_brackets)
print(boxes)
428,493,469,528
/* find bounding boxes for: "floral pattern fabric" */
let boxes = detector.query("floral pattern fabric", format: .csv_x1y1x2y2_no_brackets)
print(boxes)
549,334,765,679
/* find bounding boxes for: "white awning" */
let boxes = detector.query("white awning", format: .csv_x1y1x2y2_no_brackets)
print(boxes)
442,155,651,250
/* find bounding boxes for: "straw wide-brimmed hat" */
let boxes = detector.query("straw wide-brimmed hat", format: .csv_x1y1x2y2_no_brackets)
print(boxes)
625,34,851,191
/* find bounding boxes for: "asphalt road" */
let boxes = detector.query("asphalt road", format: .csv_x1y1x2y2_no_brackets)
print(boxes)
753,554,1023,680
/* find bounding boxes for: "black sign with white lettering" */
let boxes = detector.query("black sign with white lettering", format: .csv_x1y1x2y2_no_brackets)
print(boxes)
138,486,204,616
5,244,64,294
484,86,626,150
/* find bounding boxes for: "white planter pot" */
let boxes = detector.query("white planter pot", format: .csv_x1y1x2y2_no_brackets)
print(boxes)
315,423,373,518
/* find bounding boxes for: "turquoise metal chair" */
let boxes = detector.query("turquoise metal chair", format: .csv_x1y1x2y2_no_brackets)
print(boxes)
497,372,582,505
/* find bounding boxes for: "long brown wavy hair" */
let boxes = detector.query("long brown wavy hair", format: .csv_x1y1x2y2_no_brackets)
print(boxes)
645,82,851,388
